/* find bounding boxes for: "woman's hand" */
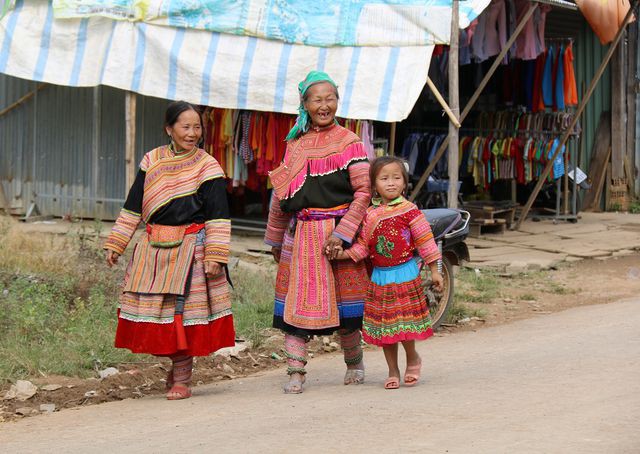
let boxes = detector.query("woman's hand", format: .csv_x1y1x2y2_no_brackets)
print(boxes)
323,235,343,260
205,261,222,277
272,247,282,263
105,250,120,267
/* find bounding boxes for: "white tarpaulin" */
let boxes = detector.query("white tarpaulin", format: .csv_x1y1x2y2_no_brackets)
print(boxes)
0,0,440,121
50,0,491,47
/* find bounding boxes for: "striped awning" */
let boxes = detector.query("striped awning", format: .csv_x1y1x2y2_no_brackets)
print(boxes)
0,0,484,121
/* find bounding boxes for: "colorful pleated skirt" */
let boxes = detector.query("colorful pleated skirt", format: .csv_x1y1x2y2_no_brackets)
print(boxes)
272,212,368,336
363,259,433,346
115,230,235,356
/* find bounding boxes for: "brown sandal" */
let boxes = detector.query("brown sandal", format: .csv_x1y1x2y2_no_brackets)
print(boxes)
166,383,192,400
283,373,306,394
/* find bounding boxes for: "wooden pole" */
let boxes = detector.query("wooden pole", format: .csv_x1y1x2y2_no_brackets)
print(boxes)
426,77,461,128
611,31,626,179
447,0,460,208
125,92,137,192
389,122,397,156
0,83,46,119
0,180,10,213
514,2,637,229
409,2,539,202
626,22,637,196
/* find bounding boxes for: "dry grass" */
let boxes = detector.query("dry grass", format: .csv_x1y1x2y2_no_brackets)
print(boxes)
0,216,275,382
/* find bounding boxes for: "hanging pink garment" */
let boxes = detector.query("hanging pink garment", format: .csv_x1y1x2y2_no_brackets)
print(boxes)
483,0,508,59
514,0,547,60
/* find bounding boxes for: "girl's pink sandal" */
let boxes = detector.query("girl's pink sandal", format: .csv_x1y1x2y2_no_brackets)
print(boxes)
404,360,422,387
384,377,400,390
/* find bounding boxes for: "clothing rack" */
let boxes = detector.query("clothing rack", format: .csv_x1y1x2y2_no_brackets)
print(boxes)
408,126,579,137
404,127,580,221
545,37,575,43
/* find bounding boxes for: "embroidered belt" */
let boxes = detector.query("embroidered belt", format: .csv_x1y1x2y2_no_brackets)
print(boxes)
146,223,204,248
146,223,204,235
295,204,349,221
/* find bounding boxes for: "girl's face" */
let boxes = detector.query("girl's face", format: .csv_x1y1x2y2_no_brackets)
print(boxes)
165,109,202,151
375,162,406,203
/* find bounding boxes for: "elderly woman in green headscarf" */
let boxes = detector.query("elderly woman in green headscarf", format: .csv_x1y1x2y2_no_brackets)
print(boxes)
265,71,371,394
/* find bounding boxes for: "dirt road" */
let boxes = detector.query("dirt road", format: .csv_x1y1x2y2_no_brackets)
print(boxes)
2,298,639,454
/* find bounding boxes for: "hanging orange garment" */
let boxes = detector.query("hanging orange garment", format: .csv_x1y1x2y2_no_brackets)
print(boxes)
250,112,261,158
563,44,578,106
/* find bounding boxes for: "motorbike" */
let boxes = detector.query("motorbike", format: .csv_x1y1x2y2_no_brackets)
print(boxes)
418,208,471,329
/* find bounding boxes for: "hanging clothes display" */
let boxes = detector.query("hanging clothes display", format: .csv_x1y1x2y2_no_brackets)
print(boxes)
400,110,578,195
201,107,376,202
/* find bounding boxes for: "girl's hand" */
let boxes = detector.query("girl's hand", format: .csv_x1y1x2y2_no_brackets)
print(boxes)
334,250,350,261
272,247,282,263
205,261,222,277
323,235,343,260
105,250,120,267
430,270,444,292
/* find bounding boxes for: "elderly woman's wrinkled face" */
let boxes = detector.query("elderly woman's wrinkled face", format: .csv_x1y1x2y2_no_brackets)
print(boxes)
165,109,202,151
303,82,338,128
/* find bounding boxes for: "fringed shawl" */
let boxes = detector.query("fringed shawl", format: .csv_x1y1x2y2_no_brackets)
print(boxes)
269,125,368,201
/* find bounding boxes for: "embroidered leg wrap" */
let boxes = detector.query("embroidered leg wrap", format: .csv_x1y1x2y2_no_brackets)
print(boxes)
170,354,193,385
339,329,363,366
284,334,307,376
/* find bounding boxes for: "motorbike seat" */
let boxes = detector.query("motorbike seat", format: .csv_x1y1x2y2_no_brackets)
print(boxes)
422,208,462,240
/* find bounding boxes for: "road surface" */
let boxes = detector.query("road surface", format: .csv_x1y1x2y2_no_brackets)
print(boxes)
2,299,639,453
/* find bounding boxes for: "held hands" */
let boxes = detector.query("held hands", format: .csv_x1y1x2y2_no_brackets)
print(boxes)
105,250,120,267
323,235,344,260
272,236,347,263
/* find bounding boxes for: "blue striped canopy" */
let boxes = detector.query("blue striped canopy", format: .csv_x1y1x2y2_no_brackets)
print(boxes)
0,0,488,121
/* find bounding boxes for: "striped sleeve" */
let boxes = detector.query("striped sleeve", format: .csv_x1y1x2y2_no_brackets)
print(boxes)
345,212,370,263
104,209,141,255
103,169,145,254
203,178,231,264
333,151,371,244
409,210,441,265
264,191,292,248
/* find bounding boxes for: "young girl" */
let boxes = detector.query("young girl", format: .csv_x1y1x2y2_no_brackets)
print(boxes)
336,156,444,389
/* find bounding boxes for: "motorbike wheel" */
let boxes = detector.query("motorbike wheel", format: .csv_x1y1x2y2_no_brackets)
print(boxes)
421,255,455,330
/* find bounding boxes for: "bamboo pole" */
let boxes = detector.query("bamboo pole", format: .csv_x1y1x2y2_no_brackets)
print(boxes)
409,2,539,202
125,92,137,192
426,77,461,128
389,122,397,156
0,83,46,119
514,1,637,229
447,0,460,208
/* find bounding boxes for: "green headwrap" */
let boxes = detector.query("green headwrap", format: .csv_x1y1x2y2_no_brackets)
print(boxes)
285,70,338,141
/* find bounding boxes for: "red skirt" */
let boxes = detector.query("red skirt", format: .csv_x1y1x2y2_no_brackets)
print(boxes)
362,275,433,346
115,310,235,357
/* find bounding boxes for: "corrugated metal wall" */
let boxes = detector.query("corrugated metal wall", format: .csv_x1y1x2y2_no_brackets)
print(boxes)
546,9,611,173
0,11,625,216
0,74,168,219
